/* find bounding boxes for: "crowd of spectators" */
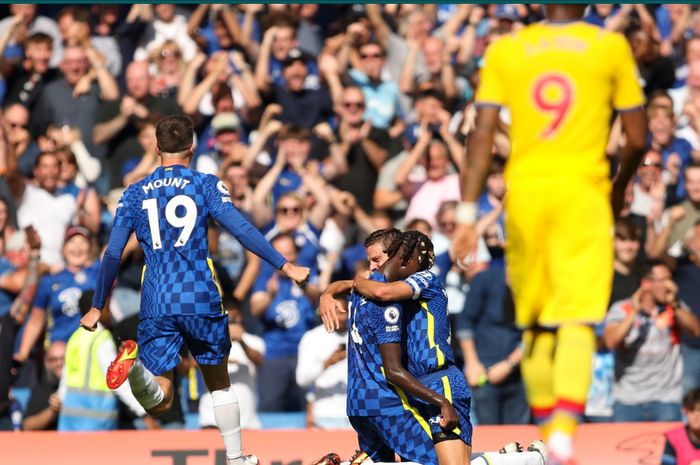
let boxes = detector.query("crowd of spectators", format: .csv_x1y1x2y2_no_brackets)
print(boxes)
0,3,699,432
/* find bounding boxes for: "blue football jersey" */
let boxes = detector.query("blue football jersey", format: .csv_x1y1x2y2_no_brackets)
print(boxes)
112,165,284,318
403,270,456,378
346,271,405,417
34,262,100,343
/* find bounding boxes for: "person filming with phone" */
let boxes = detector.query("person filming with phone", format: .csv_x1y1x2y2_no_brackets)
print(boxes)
296,271,351,429
604,259,700,422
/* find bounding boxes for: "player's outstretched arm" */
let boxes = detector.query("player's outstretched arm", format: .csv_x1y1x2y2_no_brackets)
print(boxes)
451,106,500,266
319,280,353,332
353,277,413,302
379,343,459,431
210,186,291,272
82,224,132,331
280,262,311,286
613,108,648,218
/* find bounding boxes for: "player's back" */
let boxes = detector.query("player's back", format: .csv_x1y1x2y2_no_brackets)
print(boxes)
346,272,404,417
120,165,224,317
477,21,644,183
403,270,455,378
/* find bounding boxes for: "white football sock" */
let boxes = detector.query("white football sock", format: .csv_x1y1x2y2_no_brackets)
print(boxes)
211,386,244,465
548,431,574,460
127,359,164,410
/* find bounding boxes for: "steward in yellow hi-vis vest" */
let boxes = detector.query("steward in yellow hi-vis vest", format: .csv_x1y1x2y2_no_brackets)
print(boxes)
58,326,118,431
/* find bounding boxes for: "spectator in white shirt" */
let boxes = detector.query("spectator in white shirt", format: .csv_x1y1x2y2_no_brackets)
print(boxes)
296,315,350,429
199,301,264,430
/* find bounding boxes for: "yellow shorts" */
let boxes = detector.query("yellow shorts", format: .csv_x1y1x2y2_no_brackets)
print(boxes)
504,177,613,328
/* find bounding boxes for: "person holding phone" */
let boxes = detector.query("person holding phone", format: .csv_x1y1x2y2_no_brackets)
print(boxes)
604,259,700,422
296,270,353,429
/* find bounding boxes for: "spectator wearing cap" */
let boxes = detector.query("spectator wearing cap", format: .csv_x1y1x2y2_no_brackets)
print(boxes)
16,225,99,363
93,60,181,190
255,19,321,94
491,4,522,33
196,112,248,175
261,47,333,130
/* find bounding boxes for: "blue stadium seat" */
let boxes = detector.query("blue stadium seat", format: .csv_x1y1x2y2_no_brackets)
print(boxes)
258,412,306,429
10,387,31,412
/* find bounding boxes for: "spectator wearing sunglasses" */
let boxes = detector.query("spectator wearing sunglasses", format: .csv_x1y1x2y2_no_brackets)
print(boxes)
327,86,389,214
346,40,401,130
2,103,40,179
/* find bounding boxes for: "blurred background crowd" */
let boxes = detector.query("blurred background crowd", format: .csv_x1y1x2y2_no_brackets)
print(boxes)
0,3,699,432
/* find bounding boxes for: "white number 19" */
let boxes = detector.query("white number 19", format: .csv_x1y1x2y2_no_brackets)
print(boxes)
142,195,197,249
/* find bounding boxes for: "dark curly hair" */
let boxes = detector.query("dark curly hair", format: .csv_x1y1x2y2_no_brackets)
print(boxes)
386,231,435,271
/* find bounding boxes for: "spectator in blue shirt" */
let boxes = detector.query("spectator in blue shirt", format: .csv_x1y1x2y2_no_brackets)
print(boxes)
15,226,98,363
250,232,319,412
456,232,528,425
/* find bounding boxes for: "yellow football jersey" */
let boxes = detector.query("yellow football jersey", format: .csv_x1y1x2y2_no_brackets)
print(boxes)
476,21,645,183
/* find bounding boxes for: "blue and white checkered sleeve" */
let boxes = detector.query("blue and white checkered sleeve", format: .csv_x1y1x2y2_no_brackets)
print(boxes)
204,175,286,270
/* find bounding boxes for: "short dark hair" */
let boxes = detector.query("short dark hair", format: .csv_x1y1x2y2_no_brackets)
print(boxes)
415,88,446,104
156,115,194,153
278,124,311,142
406,218,432,234
683,388,700,409
34,151,58,168
271,231,298,252
359,39,385,56
25,31,53,48
640,258,670,280
364,228,401,251
386,231,435,270
614,218,641,242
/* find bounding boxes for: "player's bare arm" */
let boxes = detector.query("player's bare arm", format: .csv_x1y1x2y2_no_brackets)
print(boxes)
451,106,500,265
319,279,353,331
353,277,413,302
612,108,648,218
378,342,459,431
280,262,311,286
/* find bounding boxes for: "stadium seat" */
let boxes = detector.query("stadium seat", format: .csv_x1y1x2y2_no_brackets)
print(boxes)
258,412,306,429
